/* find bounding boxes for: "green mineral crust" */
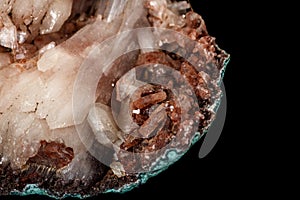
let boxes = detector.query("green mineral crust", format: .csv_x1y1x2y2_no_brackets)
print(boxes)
0,0,229,198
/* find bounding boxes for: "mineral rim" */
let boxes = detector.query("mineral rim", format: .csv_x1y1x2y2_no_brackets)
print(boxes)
0,0,230,198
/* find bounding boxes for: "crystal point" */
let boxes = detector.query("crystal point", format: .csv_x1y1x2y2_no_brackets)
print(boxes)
0,0,229,198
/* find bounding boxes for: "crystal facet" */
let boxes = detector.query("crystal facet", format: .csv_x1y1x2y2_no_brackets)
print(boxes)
0,0,230,198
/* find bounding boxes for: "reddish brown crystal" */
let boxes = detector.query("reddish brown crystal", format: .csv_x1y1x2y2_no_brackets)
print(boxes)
180,61,211,102
0,0,229,197
27,141,74,169
132,91,167,110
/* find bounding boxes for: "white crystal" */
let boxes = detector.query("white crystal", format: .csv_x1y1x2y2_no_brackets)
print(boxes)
40,0,73,35
0,14,17,49
110,161,126,177
88,103,122,146
38,41,56,55
0,0,148,169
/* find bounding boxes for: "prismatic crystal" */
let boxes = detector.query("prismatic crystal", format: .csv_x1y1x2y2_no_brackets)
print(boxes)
0,0,230,198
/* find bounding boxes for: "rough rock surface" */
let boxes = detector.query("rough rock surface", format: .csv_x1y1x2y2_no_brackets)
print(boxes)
0,0,230,198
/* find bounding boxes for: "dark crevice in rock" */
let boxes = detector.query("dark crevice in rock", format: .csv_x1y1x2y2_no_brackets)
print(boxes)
27,140,74,169
0,0,230,197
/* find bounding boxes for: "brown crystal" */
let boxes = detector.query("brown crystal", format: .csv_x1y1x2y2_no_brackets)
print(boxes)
27,140,74,169
0,0,229,197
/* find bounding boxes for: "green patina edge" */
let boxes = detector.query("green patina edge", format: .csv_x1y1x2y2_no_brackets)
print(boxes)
9,70,226,198
10,132,205,198
9,50,230,200
105,131,203,194
10,184,49,197
10,184,88,199
105,53,230,195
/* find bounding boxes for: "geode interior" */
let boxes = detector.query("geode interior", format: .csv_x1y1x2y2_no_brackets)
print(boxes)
0,0,230,198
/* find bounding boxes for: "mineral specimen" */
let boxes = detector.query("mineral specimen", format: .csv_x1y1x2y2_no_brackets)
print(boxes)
0,0,230,198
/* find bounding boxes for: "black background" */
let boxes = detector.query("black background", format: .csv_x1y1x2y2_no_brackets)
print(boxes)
1,0,250,199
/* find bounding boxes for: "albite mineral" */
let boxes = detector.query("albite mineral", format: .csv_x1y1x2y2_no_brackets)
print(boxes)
0,0,230,198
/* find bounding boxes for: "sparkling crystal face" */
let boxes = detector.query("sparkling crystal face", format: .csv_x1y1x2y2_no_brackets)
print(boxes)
0,0,230,198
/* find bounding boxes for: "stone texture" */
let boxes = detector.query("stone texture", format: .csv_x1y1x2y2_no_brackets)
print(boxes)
0,0,230,198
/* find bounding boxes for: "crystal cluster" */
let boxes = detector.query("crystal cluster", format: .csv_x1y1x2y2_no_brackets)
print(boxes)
0,0,229,198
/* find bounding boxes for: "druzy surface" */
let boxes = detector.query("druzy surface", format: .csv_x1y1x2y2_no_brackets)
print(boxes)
0,0,230,198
